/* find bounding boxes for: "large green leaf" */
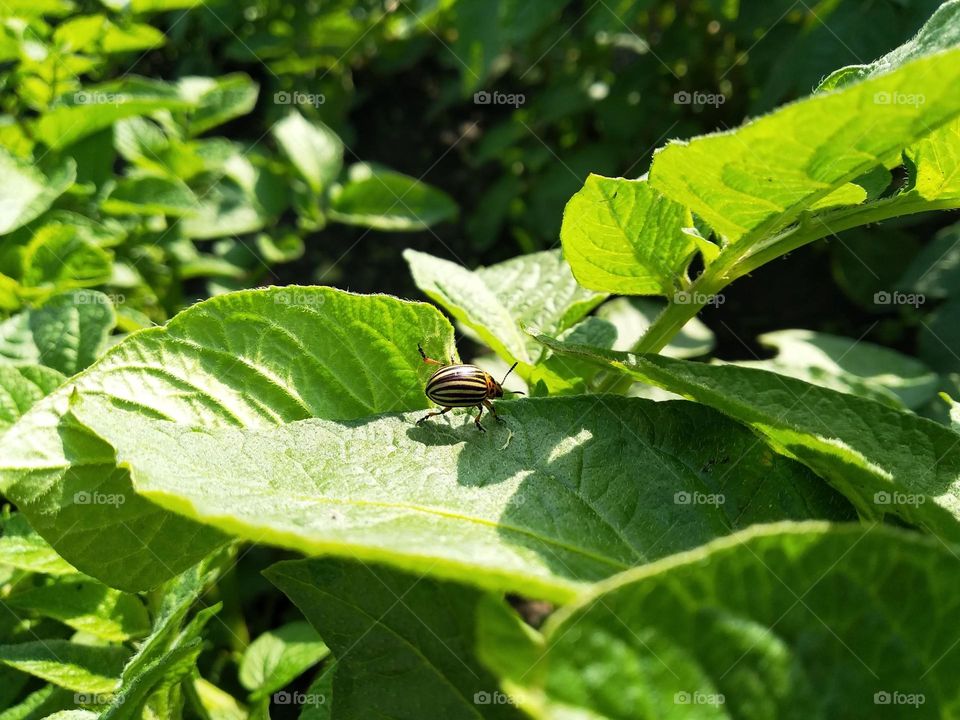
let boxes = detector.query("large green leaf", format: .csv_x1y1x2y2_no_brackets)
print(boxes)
17,226,113,294
239,621,329,701
726,329,939,409
560,175,695,295
0,513,75,575
267,559,525,720
35,78,195,150
405,249,605,369
507,523,960,719
101,176,198,217
649,46,960,242
0,641,127,693
69,392,850,601
0,366,64,435
177,74,259,137
328,164,457,231
0,290,116,376
538,335,960,540
272,112,343,195
0,288,457,591
0,152,76,236
6,577,149,641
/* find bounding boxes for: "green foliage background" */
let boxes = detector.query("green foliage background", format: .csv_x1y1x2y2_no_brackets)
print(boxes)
2,0,960,718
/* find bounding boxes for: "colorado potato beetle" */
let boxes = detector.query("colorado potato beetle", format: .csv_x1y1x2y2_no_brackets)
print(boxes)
416,344,522,432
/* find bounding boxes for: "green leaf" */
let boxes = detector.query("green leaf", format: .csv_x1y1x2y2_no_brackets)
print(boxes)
192,678,249,720
18,226,113,293
53,16,165,54
0,290,116,376
266,559,524,719
177,74,259,137
298,671,332,720
100,641,203,719
272,111,343,195
0,151,76,236
537,334,960,540
0,685,74,720
0,0,73,16
239,621,329,701
560,175,695,295
0,288,456,591
898,221,960,298
0,366,65,435
726,329,939,409
0,513,76,576
405,249,605,368
919,298,960,373
328,163,458,231
42,713,99,720
36,78,194,150
0,640,127,693
180,175,265,240
101,176,198,217
70,392,850,601
818,0,960,90
649,46,960,242
6,577,150,641
517,523,960,719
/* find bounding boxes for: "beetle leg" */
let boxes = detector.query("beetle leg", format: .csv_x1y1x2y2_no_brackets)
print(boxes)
417,344,444,366
416,406,451,426
474,405,486,432
484,399,504,424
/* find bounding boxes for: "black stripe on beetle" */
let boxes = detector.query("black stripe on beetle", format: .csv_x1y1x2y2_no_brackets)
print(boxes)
415,344,523,431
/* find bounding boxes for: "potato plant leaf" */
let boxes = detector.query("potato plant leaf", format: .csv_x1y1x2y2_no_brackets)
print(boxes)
239,621,329,701
538,334,960,538
328,163,458,231
0,641,128,693
0,151,76,236
68,392,851,601
0,290,116,376
405,248,605,369
506,523,960,719
6,577,150,641
649,46,960,242
560,174,695,295
0,366,65,435
266,558,525,720
0,288,457,591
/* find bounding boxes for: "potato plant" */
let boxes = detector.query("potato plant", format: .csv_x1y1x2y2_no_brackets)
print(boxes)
1,1,960,719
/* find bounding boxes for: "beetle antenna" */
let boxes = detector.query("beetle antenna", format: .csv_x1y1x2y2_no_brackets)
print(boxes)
501,361,519,385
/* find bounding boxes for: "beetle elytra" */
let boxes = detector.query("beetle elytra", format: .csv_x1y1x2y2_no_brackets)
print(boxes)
416,344,522,431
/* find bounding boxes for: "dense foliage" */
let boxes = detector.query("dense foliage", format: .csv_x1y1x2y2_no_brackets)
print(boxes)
2,0,960,718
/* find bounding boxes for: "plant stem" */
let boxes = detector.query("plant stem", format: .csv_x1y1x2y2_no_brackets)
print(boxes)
595,194,960,394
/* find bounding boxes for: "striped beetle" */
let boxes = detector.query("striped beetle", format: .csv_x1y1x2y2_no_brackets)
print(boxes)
416,344,522,432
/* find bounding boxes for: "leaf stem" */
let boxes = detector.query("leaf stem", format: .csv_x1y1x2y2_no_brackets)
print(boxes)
596,194,960,394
